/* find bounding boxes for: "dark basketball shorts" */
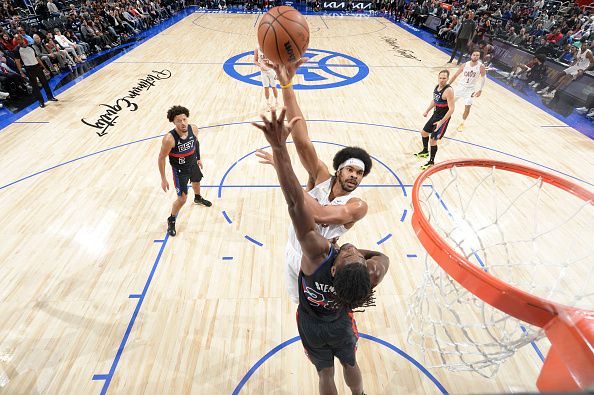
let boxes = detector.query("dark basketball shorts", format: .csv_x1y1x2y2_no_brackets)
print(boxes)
423,114,450,140
171,165,203,196
296,309,359,371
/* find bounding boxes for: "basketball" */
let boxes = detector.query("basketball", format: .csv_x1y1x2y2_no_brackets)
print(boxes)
257,6,310,65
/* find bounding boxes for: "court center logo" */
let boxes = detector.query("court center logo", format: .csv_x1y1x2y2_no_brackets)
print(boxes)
223,48,369,90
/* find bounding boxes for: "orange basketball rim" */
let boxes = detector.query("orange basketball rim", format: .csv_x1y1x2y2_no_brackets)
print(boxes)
411,158,594,392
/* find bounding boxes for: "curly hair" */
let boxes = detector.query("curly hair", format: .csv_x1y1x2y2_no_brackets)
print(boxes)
333,263,375,311
166,105,190,122
332,146,372,177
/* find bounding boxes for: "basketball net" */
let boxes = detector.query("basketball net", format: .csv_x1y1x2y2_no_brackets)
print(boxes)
406,159,594,390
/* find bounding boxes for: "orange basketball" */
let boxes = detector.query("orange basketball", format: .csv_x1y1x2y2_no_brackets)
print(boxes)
257,6,310,65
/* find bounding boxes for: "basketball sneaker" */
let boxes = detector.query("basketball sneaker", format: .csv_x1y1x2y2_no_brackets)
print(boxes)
420,161,434,170
194,195,212,207
414,151,429,158
542,90,556,99
576,107,589,114
167,217,176,237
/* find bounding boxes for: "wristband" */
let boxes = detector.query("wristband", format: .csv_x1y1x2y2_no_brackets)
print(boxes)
280,82,292,89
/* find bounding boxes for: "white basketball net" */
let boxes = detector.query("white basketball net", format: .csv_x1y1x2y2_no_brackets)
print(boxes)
407,164,594,378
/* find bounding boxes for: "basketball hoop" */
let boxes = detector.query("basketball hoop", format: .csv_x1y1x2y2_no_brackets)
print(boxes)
407,158,594,392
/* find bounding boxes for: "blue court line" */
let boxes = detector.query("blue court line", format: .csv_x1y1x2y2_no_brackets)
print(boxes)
92,231,170,394
222,256,234,260
2,119,591,193
217,139,407,199
520,325,546,362
0,134,162,191
0,8,196,132
222,210,233,224
407,254,417,258
400,209,408,222
244,235,263,247
153,239,164,243
430,185,546,363
232,333,448,395
128,294,142,299
376,233,392,245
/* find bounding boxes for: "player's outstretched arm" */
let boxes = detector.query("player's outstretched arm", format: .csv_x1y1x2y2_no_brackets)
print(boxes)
252,108,329,271
448,63,464,84
268,58,330,187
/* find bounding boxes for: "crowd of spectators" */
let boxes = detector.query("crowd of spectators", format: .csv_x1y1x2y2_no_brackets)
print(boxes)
1,0,185,108
379,0,594,118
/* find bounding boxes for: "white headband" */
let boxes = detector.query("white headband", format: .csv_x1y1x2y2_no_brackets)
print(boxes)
338,158,365,172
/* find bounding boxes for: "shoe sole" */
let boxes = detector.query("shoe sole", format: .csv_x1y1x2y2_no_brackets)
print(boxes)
414,153,429,158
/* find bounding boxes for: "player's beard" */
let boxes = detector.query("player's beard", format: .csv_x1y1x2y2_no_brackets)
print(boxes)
338,174,359,192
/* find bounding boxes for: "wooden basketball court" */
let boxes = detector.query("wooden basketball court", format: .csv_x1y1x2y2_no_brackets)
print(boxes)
1,10,592,394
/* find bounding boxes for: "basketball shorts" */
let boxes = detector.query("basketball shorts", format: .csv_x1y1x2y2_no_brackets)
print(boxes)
286,243,301,304
296,308,359,372
423,114,449,140
171,165,203,196
563,65,583,78
455,85,475,106
260,68,277,88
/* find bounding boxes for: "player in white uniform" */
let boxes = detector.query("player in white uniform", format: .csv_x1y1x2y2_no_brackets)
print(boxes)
255,57,372,304
538,41,594,99
253,45,279,111
447,49,486,132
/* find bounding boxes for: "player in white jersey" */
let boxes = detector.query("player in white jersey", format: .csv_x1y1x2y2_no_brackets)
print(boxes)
255,58,372,304
537,41,594,99
447,49,486,132
253,45,279,111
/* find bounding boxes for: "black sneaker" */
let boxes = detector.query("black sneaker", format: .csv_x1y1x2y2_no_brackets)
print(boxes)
167,218,176,237
414,151,429,158
194,195,212,207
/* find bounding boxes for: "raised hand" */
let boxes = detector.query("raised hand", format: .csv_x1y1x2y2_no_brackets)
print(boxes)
264,57,308,86
252,107,302,149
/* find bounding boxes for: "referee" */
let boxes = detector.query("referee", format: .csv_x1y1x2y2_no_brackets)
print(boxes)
14,34,58,108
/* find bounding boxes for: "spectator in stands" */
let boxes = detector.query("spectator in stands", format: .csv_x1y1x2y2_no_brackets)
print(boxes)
47,0,60,16
538,40,594,98
477,39,493,64
15,27,33,45
1,32,16,52
530,22,545,37
46,32,77,67
54,28,86,60
31,33,59,73
34,0,50,20
545,27,563,45
1,49,30,99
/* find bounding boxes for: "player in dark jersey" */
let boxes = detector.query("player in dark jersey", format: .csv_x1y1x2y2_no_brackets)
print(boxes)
414,70,455,170
158,105,212,237
252,108,390,395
